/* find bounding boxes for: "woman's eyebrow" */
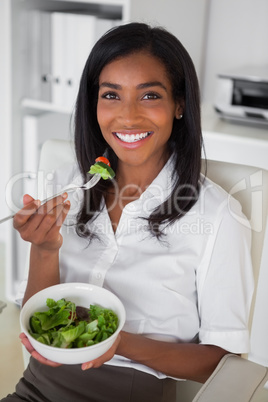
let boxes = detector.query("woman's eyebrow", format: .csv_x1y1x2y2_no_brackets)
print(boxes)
137,81,167,91
99,82,121,90
99,81,167,91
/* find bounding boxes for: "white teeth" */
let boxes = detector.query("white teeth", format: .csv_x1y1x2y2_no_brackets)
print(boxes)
115,132,152,143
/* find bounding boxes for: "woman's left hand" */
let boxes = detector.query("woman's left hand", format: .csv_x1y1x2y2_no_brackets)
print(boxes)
81,333,121,370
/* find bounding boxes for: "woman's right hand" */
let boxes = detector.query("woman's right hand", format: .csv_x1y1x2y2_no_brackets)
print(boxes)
20,333,62,367
13,193,70,251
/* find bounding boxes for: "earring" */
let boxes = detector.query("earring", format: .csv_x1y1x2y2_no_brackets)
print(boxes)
178,114,183,119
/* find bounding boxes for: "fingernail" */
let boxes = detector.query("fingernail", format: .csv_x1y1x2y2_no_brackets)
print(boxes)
62,192,68,199
82,362,93,371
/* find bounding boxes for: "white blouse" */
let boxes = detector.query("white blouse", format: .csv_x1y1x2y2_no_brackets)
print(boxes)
17,157,254,379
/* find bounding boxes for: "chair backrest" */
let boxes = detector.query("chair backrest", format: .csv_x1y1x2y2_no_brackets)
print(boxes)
39,139,76,176
203,159,268,330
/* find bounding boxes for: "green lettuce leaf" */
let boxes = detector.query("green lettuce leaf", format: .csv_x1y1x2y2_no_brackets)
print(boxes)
51,321,86,348
88,162,115,180
29,299,119,349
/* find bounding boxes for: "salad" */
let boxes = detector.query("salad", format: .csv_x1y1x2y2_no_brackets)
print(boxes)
89,156,115,180
29,298,119,349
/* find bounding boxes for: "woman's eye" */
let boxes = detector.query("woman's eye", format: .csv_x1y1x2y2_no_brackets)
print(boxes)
143,93,161,100
101,92,119,100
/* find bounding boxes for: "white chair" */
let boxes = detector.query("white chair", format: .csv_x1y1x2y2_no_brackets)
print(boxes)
26,140,268,400
190,159,268,402
38,138,76,181
192,354,268,402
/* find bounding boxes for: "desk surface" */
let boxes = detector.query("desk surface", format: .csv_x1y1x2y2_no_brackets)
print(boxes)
201,104,268,170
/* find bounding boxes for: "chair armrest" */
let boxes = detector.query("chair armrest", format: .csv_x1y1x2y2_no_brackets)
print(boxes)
192,354,268,402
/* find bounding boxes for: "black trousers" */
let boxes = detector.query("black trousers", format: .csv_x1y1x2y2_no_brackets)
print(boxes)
2,358,176,402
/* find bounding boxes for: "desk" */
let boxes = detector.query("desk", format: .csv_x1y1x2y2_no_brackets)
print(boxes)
201,104,268,170
201,104,268,375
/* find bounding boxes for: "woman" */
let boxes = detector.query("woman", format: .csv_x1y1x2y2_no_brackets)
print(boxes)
3,23,253,402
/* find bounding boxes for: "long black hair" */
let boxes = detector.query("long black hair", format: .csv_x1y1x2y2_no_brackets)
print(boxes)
74,22,203,239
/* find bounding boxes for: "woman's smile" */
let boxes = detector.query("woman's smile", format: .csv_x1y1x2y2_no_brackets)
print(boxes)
113,131,153,143
112,130,154,150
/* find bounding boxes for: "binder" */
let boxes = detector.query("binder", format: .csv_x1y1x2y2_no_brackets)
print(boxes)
51,12,97,111
26,10,51,102
26,11,117,110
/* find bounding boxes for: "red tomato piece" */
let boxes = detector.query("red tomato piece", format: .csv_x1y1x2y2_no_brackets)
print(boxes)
95,156,111,167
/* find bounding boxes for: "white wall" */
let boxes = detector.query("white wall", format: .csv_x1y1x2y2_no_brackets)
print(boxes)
129,0,210,87
202,0,268,102
0,0,11,243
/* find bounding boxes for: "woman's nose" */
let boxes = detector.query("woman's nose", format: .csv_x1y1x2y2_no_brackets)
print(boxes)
119,101,140,123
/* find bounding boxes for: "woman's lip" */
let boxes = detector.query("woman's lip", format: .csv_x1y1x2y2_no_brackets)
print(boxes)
112,130,153,136
112,131,153,149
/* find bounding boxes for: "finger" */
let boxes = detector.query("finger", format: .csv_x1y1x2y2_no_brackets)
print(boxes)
22,194,68,234
36,199,70,238
81,361,93,370
56,200,71,227
20,333,35,354
46,200,71,236
19,333,27,340
19,333,61,367
31,351,62,367
81,335,121,370
23,194,35,206
27,200,70,248
13,199,41,229
37,193,68,216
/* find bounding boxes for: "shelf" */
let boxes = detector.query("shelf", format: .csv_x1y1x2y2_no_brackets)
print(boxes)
21,0,125,20
54,0,126,5
21,98,74,116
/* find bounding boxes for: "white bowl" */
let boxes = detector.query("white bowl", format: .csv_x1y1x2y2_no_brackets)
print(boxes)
20,283,126,365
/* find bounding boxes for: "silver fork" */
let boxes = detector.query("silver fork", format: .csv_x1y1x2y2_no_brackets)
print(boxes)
0,173,101,224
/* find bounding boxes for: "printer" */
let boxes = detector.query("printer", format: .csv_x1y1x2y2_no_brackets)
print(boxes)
214,65,268,126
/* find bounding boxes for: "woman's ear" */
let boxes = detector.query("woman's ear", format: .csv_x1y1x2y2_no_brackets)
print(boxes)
175,103,184,120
